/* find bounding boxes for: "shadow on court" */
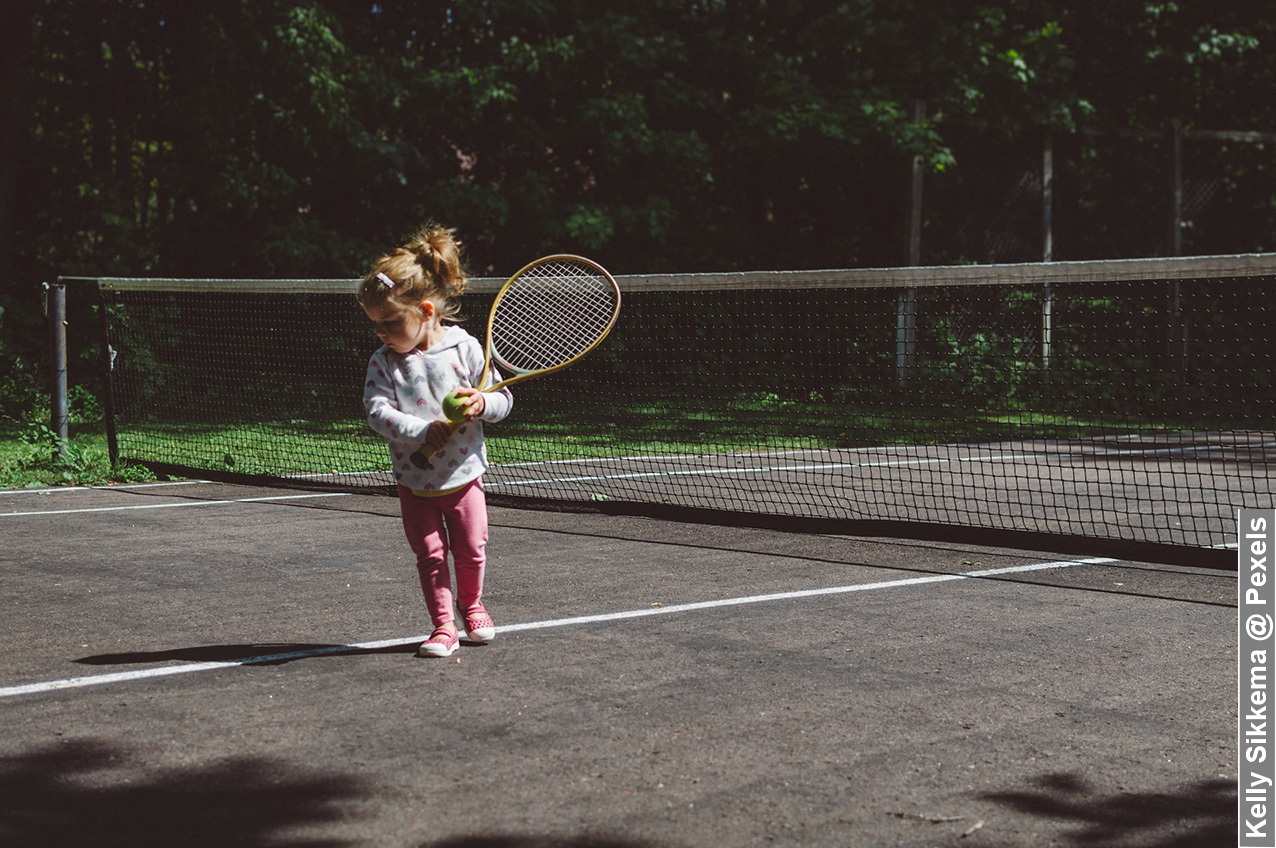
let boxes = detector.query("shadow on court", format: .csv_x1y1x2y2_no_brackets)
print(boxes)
0,742,666,848
980,773,1236,848
0,740,1237,848
0,739,368,848
0,482,1241,847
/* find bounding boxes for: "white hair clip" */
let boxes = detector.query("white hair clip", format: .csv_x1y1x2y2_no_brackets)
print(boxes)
376,272,395,288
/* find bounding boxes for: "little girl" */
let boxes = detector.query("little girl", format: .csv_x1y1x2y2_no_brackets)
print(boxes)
358,224,513,658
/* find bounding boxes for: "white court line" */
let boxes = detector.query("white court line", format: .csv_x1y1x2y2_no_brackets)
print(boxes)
0,555,1113,700
0,492,352,518
0,480,210,497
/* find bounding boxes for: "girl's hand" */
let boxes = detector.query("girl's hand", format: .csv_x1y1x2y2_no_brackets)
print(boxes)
424,419,454,452
423,388,485,451
450,387,486,420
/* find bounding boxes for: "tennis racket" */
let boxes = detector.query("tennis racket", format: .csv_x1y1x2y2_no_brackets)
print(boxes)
420,254,621,458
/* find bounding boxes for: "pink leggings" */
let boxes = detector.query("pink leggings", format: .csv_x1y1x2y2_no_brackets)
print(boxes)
397,479,489,627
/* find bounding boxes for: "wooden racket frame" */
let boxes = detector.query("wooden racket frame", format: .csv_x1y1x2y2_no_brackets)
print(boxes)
420,254,621,459
475,253,621,392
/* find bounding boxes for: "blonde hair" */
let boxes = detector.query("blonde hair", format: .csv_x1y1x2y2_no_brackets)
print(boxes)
358,223,468,322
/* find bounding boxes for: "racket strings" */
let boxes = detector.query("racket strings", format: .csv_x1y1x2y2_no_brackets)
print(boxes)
491,260,618,374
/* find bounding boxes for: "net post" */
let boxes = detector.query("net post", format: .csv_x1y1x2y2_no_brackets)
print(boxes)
46,281,69,458
1041,282,1054,378
92,280,120,467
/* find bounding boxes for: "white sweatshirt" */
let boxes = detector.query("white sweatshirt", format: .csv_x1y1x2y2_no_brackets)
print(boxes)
363,325,513,493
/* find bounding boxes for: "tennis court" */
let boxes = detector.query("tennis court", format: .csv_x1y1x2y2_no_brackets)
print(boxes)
0,477,1237,847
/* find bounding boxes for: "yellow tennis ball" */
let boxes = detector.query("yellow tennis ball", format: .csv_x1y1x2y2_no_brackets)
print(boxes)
442,390,468,423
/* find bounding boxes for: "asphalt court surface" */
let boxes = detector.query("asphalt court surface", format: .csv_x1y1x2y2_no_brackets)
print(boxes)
0,480,1239,847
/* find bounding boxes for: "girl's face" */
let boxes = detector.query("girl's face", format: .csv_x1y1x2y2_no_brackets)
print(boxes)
363,300,438,354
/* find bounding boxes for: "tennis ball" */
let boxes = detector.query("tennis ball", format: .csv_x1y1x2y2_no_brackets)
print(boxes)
442,390,468,423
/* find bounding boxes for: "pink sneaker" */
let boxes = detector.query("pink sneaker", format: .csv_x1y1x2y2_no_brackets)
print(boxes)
462,605,496,644
418,626,459,658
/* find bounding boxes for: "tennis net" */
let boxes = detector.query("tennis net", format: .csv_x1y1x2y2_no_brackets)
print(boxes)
84,254,1276,565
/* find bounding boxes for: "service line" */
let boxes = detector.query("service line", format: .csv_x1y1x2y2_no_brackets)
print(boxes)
0,555,1113,700
0,491,352,518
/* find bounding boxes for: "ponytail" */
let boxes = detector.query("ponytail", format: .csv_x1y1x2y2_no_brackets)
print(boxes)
358,223,468,320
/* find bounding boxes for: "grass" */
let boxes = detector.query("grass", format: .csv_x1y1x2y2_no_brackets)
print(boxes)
0,422,157,489
114,420,389,477
2,394,1232,490
483,394,1166,461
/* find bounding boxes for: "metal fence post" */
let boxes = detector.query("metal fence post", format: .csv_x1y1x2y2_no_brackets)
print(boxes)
47,280,69,457
1167,122,1186,369
95,281,120,467
898,99,925,386
1042,132,1054,378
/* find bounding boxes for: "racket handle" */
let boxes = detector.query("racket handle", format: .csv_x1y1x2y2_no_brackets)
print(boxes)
421,410,470,461
415,421,456,462
416,391,469,461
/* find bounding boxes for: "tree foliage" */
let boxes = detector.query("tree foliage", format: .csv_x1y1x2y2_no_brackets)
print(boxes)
1,0,1273,418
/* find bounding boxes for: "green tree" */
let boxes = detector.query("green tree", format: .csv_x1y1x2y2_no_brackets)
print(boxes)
1,0,1273,422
